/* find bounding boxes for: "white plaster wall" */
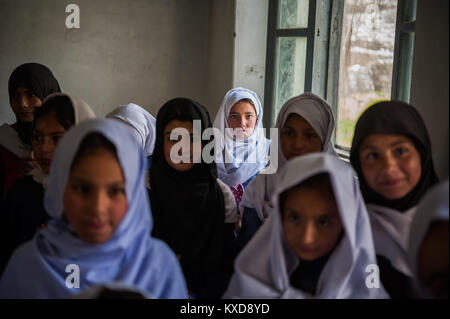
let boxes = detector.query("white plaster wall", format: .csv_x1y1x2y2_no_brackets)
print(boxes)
410,0,449,179
233,0,269,105
0,0,210,123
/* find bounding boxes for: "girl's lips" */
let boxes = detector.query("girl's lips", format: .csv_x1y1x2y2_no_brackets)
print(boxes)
19,112,34,120
298,246,318,253
85,222,107,230
381,178,404,186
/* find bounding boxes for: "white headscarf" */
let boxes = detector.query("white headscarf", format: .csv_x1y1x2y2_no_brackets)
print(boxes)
407,180,449,297
45,93,96,124
367,204,417,277
213,87,270,187
106,103,156,157
0,124,31,158
224,153,388,299
0,119,187,298
28,93,96,189
240,92,336,220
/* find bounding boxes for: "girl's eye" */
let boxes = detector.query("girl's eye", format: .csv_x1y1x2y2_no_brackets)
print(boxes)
230,115,239,120
52,136,63,144
305,132,318,140
394,147,409,156
286,212,300,223
318,218,332,228
282,130,294,137
288,216,298,223
246,114,254,119
108,187,125,198
73,184,90,195
32,134,42,143
365,152,378,160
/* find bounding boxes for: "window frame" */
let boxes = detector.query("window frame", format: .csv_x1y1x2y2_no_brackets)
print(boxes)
263,0,317,129
391,0,416,103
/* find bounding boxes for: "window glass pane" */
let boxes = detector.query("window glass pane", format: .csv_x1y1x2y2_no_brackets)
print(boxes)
274,37,307,122
336,0,397,148
278,0,309,29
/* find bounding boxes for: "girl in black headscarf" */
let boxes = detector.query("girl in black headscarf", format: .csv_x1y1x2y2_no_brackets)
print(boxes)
350,101,439,298
148,98,239,299
0,63,61,194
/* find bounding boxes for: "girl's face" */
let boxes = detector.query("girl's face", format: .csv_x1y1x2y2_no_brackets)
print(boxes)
281,186,342,261
280,114,322,160
227,100,257,139
163,120,201,172
32,112,67,174
64,148,128,244
359,134,422,200
10,86,42,122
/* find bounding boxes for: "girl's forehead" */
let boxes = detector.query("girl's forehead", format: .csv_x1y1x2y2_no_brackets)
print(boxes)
284,185,337,205
15,86,32,93
230,100,256,113
69,149,124,180
360,133,415,148
283,113,311,127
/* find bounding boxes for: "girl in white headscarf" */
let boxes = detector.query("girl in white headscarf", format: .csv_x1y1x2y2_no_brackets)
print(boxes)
106,103,156,159
0,93,95,275
407,180,448,298
224,153,388,299
237,93,336,250
213,88,270,202
0,119,187,298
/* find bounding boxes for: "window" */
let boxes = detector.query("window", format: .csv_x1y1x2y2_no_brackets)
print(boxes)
263,0,417,157
334,0,399,150
263,0,316,128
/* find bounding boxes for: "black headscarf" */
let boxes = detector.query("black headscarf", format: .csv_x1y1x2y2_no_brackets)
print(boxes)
350,101,439,212
8,63,61,145
149,98,227,298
